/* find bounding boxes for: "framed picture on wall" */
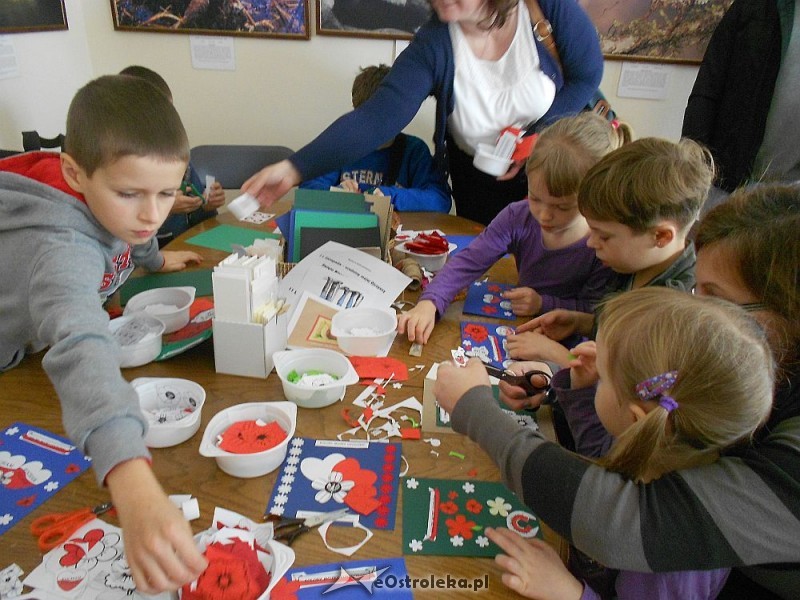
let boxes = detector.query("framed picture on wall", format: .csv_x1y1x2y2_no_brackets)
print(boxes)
579,0,734,64
110,0,310,39
316,0,431,40
0,0,68,34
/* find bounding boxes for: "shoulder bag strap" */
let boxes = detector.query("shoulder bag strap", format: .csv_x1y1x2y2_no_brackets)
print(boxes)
523,0,562,71
383,133,407,187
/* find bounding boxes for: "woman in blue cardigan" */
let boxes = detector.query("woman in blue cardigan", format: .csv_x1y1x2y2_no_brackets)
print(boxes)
244,0,603,225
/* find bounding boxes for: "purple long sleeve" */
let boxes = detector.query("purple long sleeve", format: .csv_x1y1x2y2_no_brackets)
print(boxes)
420,201,611,316
551,369,614,458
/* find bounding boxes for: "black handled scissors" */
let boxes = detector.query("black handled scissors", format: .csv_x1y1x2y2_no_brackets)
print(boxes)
263,508,349,546
484,365,551,397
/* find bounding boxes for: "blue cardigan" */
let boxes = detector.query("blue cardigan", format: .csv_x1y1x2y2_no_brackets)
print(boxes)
291,0,603,180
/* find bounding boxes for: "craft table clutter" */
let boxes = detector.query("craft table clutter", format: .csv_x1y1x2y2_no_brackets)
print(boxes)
0,196,565,599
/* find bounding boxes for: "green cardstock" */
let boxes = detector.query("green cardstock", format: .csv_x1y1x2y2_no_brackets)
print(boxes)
291,210,379,262
119,269,213,305
185,224,280,253
402,477,542,557
436,385,538,430
293,188,367,212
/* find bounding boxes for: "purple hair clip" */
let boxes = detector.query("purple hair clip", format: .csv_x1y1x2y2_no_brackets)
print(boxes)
635,371,679,412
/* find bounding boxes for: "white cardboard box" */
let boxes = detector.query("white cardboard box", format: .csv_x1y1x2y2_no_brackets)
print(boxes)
212,312,288,378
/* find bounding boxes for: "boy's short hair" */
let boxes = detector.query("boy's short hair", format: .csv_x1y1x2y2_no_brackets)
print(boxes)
65,75,189,177
578,138,715,233
351,64,391,108
119,65,173,100
527,112,627,198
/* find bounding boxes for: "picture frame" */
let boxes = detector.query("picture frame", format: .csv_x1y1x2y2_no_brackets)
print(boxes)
316,0,431,40
579,0,734,65
0,0,68,34
110,0,309,40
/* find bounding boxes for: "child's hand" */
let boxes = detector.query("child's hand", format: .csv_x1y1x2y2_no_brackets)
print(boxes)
506,331,571,366
486,527,584,600
396,300,437,344
204,181,226,211
568,341,598,389
106,459,207,594
517,309,591,340
434,358,490,415
242,159,301,208
160,250,202,272
338,179,360,193
502,287,542,317
497,360,552,411
171,191,203,215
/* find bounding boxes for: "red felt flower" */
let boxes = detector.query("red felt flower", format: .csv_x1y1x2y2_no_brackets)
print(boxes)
16,495,36,507
463,324,489,343
333,457,380,516
481,305,499,315
466,499,483,514
488,284,502,293
439,501,458,515
446,514,477,540
448,490,458,500
218,420,287,454
65,463,81,474
374,517,388,528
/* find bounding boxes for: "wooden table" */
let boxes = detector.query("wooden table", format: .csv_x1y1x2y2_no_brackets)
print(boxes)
0,200,564,597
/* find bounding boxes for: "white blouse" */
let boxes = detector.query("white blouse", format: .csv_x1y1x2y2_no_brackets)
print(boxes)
448,0,556,155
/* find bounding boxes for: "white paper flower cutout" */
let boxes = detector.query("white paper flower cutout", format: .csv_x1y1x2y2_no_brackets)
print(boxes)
450,535,464,547
4,427,19,436
312,471,355,504
0,514,12,526
277,484,292,495
281,474,295,486
487,497,512,517
462,482,475,494
406,478,419,489
273,493,289,506
44,481,59,492
476,535,489,548
291,438,304,447
270,505,285,516
409,539,423,552
284,465,298,475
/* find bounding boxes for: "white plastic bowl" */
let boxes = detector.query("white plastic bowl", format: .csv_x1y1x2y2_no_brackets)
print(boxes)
132,377,206,448
397,241,457,273
330,307,397,356
272,349,359,408
109,313,165,368
124,286,196,334
473,142,513,176
199,402,297,478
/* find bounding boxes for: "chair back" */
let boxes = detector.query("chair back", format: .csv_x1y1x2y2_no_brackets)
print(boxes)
22,131,65,152
190,144,294,189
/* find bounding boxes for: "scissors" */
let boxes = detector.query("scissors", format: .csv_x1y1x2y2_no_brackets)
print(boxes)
263,508,349,546
484,365,551,397
30,502,114,552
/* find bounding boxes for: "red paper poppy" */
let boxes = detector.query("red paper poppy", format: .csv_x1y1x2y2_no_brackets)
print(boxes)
65,463,81,474
270,577,301,600
218,420,287,454
374,517,388,528
488,284,502,293
439,501,458,515
333,457,380,516
16,495,36,507
446,514,477,540
463,324,489,343
481,306,499,315
448,490,458,500
466,499,483,514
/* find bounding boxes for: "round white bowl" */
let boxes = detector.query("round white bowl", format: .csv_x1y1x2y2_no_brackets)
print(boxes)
132,377,206,448
123,286,196,334
396,241,457,273
199,402,297,478
272,349,359,408
330,307,397,356
109,313,165,368
473,142,513,176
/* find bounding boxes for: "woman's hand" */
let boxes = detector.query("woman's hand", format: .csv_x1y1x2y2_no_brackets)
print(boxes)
502,287,542,317
396,300,437,344
160,250,202,272
486,527,584,600
241,159,301,208
496,159,526,181
107,459,207,594
434,358,490,415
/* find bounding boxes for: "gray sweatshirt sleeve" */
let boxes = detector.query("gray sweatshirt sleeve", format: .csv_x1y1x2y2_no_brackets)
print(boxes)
30,243,151,484
131,238,164,272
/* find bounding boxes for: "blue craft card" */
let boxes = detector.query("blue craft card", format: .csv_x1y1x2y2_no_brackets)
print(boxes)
444,235,477,258
266,438,401,530
460,320,515,370
278,557,412,598
462,281,516,320
0,423,91,537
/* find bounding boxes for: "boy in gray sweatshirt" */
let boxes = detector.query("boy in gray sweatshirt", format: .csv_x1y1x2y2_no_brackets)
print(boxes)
0,75,206,593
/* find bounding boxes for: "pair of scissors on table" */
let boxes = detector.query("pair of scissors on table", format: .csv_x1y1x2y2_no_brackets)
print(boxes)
484,365,551,397
31,502,114,551
263,508,349,546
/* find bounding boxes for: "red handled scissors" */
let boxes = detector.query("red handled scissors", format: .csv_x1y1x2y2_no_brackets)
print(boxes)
30,502,114,551
263,508,349,546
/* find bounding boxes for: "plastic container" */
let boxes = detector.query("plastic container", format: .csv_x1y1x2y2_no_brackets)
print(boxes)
396,241,457,273
272,349,359,408
473,142,513,176
109,313,165,368
123,286,195,334
330,307,397,356
132,377,206,448
199,401,297,478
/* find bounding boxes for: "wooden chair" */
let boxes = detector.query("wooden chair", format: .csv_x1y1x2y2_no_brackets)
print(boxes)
190,144,294,189
22,131,65,152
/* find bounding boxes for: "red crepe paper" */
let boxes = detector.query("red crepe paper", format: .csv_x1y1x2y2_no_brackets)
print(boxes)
400,428,421,440
182,540,270,600
348,357,409,381
270,577,301,600
218,420,287,454
341,408,360,428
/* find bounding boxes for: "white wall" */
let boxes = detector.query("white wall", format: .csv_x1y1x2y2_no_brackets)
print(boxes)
0,0,697,154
